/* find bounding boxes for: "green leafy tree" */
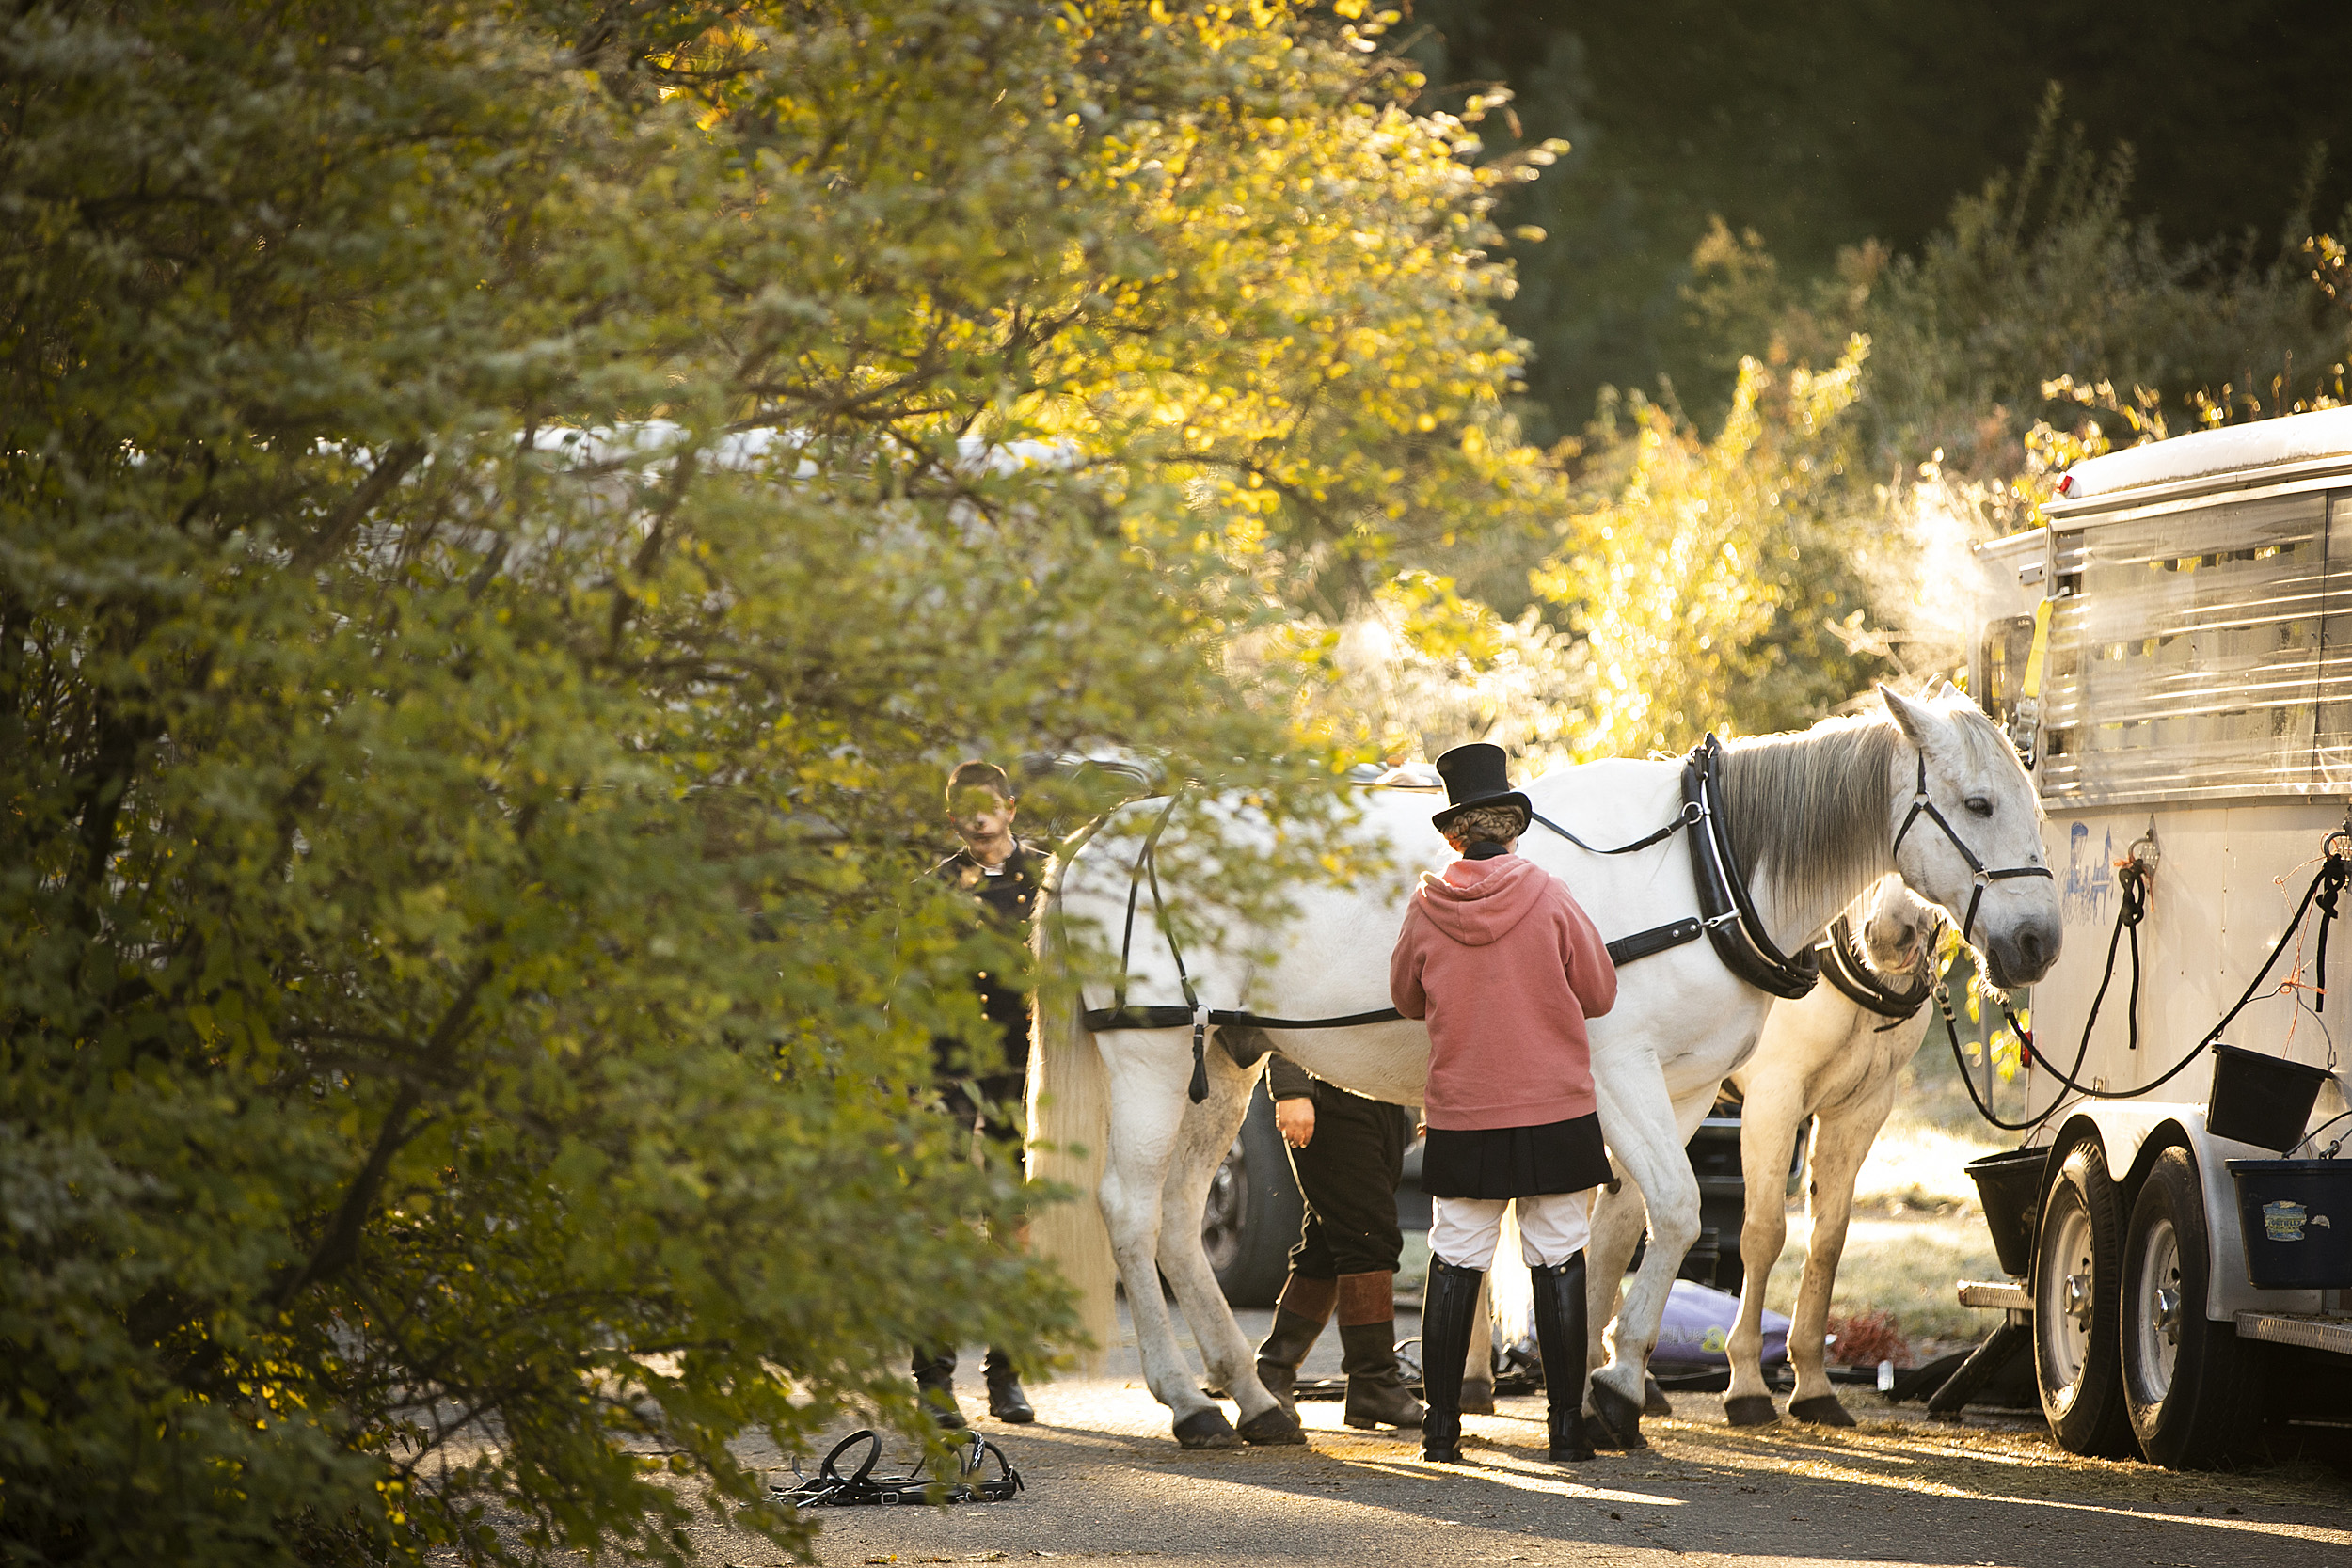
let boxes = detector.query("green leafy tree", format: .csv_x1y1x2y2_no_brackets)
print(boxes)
0,1,1559,1561
1684,87,2350,486
1524,89,2352,759
1533,341,1877,757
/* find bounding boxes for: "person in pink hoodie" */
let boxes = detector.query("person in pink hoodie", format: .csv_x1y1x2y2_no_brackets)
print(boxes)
1391,742,1616,1465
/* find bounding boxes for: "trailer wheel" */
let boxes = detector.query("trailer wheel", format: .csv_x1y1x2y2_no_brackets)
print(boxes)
2121,1147,2267,1467
2033,1139,2136,1456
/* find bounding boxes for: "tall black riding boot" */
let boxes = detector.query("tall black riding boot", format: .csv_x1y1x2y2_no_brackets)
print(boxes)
1531,1254,1596,1463
982,1347,1034,1423
1418,1258,1485,1463
1254,1274,1337,1417
911,1347,967,1430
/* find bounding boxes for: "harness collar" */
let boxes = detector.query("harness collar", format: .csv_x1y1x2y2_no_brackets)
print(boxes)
1817,912,1934,1022
1681,734,1820,999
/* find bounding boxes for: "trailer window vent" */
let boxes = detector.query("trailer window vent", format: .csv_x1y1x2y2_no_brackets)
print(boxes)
2039,490,2352,804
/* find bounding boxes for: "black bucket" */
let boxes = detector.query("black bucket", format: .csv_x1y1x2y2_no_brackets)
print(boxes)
2226,1159,2352,1289
1966,1146,2049,1278
2206,1042,2333,1152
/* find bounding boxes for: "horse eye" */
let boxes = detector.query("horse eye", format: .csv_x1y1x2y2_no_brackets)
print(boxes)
1964,796,1994,818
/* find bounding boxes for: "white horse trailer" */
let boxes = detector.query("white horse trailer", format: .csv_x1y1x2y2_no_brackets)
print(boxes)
1963,406,2352,1467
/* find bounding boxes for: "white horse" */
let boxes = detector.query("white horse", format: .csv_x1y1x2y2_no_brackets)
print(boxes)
1717,874,1943,1427
1028,687,2058,1450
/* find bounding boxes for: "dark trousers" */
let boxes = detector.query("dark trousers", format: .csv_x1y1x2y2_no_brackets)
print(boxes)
931,1009,1029,1159
919,1008,1030,1386
1287,1086,1413,1278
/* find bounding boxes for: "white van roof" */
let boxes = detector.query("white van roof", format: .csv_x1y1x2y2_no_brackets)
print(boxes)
2058,404,2352,500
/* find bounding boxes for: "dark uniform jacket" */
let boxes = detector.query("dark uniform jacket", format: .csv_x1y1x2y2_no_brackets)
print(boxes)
930,840,1050,1079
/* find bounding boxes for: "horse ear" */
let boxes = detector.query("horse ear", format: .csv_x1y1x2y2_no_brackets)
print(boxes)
1880,682,1940,748
1936,678,1963,701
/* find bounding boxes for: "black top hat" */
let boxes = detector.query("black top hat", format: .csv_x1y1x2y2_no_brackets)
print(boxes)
1430,742,1533,834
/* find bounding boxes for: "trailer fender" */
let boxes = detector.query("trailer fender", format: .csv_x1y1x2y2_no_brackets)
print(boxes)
2049,1102,2325,1319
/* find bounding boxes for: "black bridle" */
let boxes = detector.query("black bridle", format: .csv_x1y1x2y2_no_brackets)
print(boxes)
1890,748,2053,947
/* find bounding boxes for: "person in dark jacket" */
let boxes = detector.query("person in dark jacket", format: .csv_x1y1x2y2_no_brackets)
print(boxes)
914,760,1047,1427
1390,743,1616,1465
1249,1051,1424,1431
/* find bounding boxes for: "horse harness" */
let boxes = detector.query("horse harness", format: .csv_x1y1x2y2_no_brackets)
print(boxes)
1082,734,2034,1101
771,1429,1023,1510
1817,913,1936,1030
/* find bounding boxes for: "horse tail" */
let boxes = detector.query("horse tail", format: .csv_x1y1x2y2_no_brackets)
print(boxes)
1026,908,1118,1372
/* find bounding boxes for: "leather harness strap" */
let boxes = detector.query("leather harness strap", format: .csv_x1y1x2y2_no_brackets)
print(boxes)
1817,912,1934,1022
1681,733,1820,999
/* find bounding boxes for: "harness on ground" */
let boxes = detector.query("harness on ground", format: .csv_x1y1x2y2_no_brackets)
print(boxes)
1082,733,2039,1100
770,1429,1023,1509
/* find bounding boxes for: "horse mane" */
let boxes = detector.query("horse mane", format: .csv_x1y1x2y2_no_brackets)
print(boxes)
1720,698,2018,930
1719,713,1905,925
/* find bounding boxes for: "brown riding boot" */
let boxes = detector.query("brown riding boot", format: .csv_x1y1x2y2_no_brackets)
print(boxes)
1254,1274,1337,1417
1339,1271,1424,1430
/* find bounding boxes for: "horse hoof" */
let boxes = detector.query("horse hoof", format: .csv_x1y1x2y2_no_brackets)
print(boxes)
1238,1406,1308,1446
1788,1395,1856,1428
1459,1378,1496,1415
1724,1395,1780,1427
1173,1408,1246,1449
1643,1375,1675,1418
1586,1379,1648,1450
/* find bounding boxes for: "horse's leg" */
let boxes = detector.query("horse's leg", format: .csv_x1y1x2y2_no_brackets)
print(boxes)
1586,1063,1702,1449
1785,1086,1897,1427
1724,1077,1808,1426
1092,1030,1242,1449
1581,1171,1645,1421
1153,1047,1304,1444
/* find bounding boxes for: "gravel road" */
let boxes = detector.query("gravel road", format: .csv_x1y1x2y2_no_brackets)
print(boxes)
691,1308,2352,1568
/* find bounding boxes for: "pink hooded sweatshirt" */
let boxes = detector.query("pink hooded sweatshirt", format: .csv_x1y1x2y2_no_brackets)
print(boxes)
1389,854,1617,1131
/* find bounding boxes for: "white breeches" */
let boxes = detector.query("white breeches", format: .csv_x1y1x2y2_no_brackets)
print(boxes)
1429,1191,1595,1270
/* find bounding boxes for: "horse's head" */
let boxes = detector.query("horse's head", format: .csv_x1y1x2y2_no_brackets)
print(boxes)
1881,683,2060,990
1858,873,1939,978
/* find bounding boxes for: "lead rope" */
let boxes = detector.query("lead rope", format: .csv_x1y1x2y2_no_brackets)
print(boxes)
1953,838,2350,1128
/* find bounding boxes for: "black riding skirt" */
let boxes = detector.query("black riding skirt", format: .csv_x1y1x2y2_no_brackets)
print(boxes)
1421,1113,1610,1200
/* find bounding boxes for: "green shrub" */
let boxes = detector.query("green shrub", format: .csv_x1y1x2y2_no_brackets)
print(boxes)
0,2,1561,1560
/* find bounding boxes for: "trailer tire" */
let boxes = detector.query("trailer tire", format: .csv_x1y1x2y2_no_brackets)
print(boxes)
2033,1139,2136,1456
1203,1090,1304,1307
2122,1147,2267,1468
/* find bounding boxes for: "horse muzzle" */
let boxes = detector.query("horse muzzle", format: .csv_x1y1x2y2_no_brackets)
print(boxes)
1983,911,2061,989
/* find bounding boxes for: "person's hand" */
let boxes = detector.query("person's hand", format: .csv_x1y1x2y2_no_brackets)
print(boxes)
1275,1096,1315,1148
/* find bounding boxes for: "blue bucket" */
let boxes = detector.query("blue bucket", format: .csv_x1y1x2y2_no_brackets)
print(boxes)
2227,1159,2352,1290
